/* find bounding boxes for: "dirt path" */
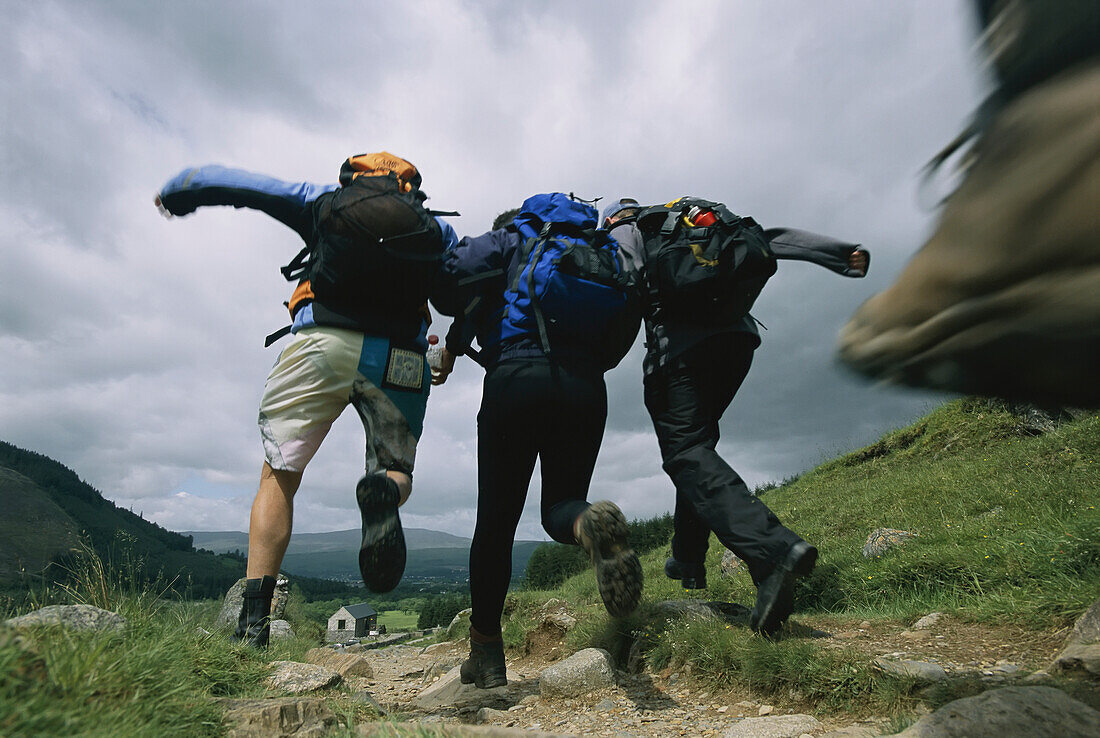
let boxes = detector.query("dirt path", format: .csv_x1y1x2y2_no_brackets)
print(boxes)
344,612,1075,737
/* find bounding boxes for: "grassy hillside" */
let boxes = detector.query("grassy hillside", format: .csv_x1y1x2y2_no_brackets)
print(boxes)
0,468,82,579
508,399,1099,708
0,441,247,599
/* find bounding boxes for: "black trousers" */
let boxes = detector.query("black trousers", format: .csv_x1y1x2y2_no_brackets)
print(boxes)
643,333,802,584
469,359,607,637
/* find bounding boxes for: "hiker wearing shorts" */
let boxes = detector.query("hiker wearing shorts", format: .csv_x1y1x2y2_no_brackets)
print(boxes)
605,197,868,636
156,153,458,647
430,195,643,688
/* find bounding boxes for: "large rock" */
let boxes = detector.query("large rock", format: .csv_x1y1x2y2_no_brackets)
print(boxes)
219,697,337,738
5,604,125,633
266,661,342,694
539,648,615,698
862,528,917,558
217,576,289,630
894,686,1100,737
1052,598,1100,677
304,647,374,678
410,665,520,710
722,714,823,738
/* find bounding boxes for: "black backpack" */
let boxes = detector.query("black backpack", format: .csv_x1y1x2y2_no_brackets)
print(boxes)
637,197,776,322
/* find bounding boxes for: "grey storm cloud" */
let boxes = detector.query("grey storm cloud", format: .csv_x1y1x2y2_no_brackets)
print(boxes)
1,0,981,540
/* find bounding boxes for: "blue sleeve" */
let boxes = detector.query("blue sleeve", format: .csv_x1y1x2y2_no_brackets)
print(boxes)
158,165,338,241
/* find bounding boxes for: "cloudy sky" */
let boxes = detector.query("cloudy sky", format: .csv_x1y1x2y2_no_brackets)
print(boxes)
1,1,985,541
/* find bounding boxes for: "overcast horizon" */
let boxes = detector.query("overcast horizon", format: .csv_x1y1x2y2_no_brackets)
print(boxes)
1,1,981,541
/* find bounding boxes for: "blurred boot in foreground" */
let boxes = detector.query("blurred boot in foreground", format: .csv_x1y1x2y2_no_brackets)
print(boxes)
838,0,1100,406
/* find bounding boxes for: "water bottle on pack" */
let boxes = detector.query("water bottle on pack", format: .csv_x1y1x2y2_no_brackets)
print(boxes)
426,334,444,373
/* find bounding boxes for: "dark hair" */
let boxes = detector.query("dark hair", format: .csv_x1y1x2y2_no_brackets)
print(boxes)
492,208,520,231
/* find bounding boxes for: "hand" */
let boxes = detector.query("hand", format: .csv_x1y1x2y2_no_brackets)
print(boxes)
430,347,457,385
154,194,173,219
848,249,869,276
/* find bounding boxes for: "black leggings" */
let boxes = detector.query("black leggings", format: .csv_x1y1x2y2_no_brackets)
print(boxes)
469,358,607,637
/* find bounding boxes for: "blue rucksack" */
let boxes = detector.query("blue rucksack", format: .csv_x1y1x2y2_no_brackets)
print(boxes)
501,193,630,355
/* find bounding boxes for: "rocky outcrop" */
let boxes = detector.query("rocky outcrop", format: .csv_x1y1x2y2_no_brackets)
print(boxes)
5,604,125,633
894,686,1100,737
873,657,947,684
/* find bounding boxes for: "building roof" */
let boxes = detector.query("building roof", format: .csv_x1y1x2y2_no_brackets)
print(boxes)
342,602,377,619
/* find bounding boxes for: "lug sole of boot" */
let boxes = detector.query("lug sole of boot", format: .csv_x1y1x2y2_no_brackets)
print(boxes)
356,475,407,594
580,501,643,618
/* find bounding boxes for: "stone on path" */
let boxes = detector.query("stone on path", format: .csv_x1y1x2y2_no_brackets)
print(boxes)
411,665,521,710
266,661,342,694
219,696,337,738
539,648,615,698
873,657,947,683
913,612,943,630
862,528,917,558
358,723,579,737
304,647,374,678
5,604,126,633
894,686,1100,737
721,714,823,738
1052,598,1100,677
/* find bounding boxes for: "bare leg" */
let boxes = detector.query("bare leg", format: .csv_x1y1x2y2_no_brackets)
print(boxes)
246,461,303,578
386,470,412,506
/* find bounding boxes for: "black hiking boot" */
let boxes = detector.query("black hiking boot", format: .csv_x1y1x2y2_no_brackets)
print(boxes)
460,631,507,689
231,575,276,648
664,557,707,590
750,541,817,638
577,501,643,618
356,473,406,593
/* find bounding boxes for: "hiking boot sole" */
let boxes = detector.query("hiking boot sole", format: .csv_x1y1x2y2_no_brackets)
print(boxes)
356,474,406,594
751,542,817,638
838,58,1100,406
579,501,643,618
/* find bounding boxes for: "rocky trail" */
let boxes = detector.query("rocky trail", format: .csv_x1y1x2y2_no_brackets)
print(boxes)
228,598,1100,737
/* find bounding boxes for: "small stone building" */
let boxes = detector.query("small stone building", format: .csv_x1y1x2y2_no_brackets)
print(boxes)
326,602,378,643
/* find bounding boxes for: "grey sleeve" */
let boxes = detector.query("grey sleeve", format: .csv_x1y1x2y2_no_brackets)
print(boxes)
765,227,867,278
609,221,647,285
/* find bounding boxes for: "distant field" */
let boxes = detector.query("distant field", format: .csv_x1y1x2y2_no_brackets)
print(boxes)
377,609,418,632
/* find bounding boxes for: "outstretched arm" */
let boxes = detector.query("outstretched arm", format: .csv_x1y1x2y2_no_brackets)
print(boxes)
155,165,337,241
765,227,869,278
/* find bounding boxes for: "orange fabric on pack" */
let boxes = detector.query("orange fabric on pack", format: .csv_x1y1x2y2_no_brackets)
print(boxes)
288,280,315,317
340,152,421,193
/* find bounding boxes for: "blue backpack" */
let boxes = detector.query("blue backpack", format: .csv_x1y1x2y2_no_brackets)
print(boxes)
501,193,630,355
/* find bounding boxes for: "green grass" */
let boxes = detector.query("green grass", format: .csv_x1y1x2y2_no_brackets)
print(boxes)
377,609,419,632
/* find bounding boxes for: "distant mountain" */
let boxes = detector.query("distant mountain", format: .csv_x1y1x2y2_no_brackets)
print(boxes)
187,528,547,583
187,527,476,555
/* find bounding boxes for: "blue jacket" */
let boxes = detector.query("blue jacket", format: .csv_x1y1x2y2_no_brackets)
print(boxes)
158,165,458,349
